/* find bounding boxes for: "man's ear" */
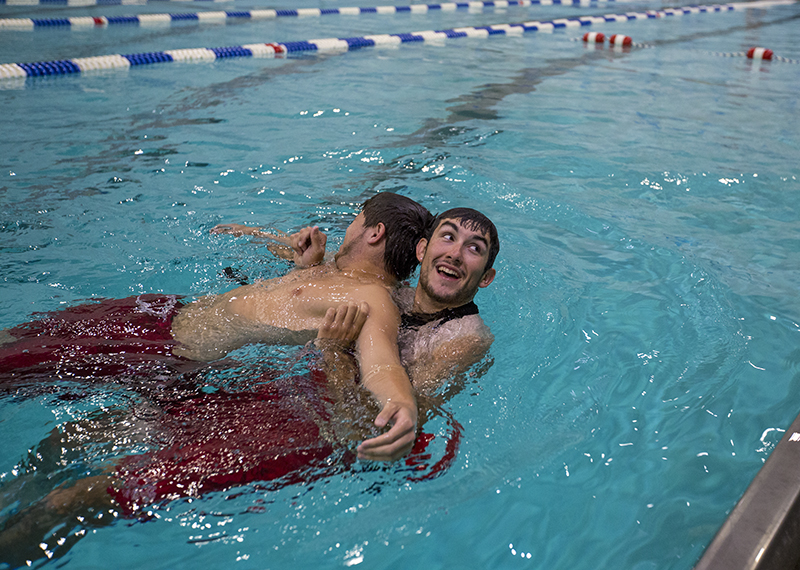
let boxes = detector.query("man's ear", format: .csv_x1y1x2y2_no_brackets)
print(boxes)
479,267,496,288
416,238,428,263
366,222,386,244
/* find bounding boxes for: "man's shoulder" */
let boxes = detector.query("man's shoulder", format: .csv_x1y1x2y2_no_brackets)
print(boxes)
281,261,339,282
339,278,400,316
441,312,492,338
392,285,415,314
407,311,492,347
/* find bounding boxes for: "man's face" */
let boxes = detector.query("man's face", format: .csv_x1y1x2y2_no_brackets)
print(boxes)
416,218,495,310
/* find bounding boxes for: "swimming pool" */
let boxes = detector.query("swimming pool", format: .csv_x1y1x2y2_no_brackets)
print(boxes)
1,0,799,567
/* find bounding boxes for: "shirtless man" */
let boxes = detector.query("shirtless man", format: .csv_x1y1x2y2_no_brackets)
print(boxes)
173,192,432,462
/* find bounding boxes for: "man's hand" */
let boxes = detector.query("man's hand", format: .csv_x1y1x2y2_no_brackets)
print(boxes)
290,226,327,267
316,302,369,348
356,401,417,462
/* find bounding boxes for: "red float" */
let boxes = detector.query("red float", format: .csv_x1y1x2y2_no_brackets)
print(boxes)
609,34,632,47
583,32,605,43
746,47,774,61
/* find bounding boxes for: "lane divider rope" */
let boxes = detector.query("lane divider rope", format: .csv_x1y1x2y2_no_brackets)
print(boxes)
573,32,652,46
709,47,798,62
0,0,796,80
0,0,232,6
576,32,798,61
0,0,636,30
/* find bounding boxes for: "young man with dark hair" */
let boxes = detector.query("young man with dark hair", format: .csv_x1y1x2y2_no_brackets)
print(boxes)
394,207,498,393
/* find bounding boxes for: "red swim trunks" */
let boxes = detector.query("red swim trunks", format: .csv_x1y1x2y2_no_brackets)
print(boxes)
2,296,463,511
107,376,463,516
0,295,192,384
109,370,340,516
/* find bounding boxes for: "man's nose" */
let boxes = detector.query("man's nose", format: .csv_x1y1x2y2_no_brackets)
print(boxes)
445,242,463,263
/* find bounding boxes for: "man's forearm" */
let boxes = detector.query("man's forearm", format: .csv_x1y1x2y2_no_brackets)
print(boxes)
360,364,417,416
314,339,359,396
355,365,418,461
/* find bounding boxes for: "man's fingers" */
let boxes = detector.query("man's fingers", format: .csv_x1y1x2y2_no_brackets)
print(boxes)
210,223,239,235
291,228,311,253
342,302,369,343
318,302,369,342
356,403,417,461
343,301,369,329
310,227,327,249
357,424,416,462
321,307,337,330
357,440,414,462
334,304,350,334
341,303,358,331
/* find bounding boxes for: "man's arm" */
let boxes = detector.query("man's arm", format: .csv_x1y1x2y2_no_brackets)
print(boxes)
352,292,418,462
210,223,274,238
406,333,493,396
211,223,327,267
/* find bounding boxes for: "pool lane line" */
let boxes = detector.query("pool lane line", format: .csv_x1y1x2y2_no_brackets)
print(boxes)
0,0,636,31
709,48,799,62
573,31,800,62
1,0,796,80
0,0,231,6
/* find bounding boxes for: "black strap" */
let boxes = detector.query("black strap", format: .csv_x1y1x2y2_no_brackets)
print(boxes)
400,302,479,331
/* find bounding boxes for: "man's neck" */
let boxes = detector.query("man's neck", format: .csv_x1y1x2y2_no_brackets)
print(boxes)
402,296,479,331
412,291,474,315
335,257,397,288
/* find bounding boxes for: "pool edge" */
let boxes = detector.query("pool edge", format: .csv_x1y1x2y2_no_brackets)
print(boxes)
694,410,800,570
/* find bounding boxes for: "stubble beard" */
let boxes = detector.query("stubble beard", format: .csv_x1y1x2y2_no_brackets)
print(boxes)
419,265,475,309
334,236,356,267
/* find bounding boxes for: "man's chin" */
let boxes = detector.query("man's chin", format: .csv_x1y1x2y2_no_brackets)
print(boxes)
427,288,466,307
421,274,471,308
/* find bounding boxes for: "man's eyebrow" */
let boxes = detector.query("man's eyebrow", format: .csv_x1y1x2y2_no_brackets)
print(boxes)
439,220,489,247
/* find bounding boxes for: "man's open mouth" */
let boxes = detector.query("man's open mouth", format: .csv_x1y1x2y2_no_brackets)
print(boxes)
436,265,460,279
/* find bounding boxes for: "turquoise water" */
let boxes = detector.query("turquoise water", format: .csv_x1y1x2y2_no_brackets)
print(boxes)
2,1,800,568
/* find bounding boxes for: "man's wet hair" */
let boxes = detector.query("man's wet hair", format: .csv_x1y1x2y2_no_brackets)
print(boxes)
362,192,434,281
429,207,500,271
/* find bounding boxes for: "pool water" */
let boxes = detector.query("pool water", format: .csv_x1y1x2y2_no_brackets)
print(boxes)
1,0,800,568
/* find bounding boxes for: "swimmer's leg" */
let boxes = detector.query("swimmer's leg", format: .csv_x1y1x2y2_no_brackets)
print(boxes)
0,407,160,565
0,474,116,567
